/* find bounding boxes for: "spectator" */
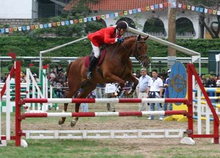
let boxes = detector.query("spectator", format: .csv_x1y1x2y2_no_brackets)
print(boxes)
105,83,117,112
216,75,220,87
81,90,95,112
163,69,172,111
135,69,141,78
147,69,164,120
160,69,167,79
136,67,151,111
200,74,207,87
207,74,216,87
56,64,63,75
54,80,64,98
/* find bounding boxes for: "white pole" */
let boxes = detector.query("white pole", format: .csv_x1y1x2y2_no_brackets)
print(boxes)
127,27,200,56
197,87,202,134
26,69,30,112
39,53,42,80
6,76,10,140
39,36,87,80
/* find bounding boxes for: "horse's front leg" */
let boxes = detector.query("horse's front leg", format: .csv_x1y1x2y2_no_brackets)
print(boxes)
126,74,139,95
105,74,126,96
70,103,80,127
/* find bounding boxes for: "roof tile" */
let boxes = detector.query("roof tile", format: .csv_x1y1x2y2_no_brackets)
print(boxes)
64,0,169,11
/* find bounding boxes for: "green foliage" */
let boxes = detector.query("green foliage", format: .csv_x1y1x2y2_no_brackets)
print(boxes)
7,64,13,71
1,36,220,59
30,66,39,75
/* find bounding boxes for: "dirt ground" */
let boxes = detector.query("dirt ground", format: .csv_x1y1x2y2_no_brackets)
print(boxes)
8,103,220,157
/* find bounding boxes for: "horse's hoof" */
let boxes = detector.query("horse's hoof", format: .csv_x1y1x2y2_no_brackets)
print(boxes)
58,119,64,125
70,120,77,127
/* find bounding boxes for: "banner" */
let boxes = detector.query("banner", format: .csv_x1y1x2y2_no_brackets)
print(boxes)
0,2,219,34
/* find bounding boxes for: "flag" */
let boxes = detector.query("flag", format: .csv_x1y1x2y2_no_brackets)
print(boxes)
1,28,5,33
29,63,34,67
88,17,92,21
27,26,30,30
5,28,9,33
133,9,137,14
65,20,69,25
110,13,114,18
124,11,128,15
44,24,48,28
43,64,49,69
18,27,22,31
22,26,26,31
48,23,52,27
57,22,61,26
70,20,74,24
61,21,65,26
39,24,43,29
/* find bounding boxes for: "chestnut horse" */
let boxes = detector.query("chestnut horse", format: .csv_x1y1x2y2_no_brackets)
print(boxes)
59,35,150,126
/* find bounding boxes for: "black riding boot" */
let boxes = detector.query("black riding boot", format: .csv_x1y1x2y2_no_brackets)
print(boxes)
87,56,98,79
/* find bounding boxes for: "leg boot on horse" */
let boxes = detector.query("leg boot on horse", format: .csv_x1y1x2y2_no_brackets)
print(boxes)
87,56,98,79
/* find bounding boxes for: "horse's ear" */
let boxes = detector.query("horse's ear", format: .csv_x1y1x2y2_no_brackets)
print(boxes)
144,36,149,41
137,35,141,41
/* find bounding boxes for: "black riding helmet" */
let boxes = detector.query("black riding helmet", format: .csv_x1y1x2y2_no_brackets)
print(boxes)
116,21,128,30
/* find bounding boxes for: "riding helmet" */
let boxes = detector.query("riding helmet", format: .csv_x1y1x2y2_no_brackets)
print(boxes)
116,21,129,30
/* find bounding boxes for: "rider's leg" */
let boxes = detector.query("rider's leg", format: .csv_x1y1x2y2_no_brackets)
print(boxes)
87,42,100,79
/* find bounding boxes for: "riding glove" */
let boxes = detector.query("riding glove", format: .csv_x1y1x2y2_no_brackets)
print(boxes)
117,37,124,43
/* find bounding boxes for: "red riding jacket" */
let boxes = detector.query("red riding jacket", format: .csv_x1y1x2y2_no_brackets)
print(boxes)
88,27,121,47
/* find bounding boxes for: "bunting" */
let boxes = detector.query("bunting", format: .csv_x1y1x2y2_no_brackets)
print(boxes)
1,2,219,34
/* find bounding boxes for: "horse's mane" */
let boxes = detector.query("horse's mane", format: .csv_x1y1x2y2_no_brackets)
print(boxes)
103,35,137,50
123,35,137,40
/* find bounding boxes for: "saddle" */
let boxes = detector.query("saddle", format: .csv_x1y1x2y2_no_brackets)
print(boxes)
85,48,107,68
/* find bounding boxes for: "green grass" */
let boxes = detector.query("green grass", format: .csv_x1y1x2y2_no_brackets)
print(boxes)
0,139,143,158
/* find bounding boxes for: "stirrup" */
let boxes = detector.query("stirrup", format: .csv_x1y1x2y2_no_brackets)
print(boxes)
87,71,92,79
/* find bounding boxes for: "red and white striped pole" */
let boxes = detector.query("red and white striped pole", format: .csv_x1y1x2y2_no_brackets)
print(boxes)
22,110,187,118
22,98,188,104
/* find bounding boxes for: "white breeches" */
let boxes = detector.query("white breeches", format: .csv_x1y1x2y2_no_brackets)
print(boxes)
91,42,100,58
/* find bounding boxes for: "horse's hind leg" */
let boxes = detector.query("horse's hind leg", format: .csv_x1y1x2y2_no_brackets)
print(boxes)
58,88,78,125
70,82,97,127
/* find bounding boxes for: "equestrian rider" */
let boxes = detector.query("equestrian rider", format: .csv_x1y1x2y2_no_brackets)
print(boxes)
87,21,129,79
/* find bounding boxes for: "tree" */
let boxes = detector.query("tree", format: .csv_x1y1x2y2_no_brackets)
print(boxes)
186,0,220,38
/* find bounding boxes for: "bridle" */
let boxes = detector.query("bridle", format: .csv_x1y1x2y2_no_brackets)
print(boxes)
133,37,149,65
111,36,149,66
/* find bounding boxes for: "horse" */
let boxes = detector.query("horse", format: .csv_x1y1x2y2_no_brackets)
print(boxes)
59,35,150,127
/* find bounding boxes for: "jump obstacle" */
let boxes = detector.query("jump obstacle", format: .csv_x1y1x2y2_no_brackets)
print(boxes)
0,60,219,147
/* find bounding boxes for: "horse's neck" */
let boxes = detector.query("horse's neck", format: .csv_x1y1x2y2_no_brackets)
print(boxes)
120,38,135,59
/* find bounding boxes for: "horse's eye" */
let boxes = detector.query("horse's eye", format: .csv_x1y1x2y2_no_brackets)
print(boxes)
138,47,142,50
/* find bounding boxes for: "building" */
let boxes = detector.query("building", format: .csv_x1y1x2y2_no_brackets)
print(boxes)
64,0,218,39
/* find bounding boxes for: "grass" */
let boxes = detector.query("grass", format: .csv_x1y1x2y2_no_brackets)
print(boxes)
0,139,143,158
1,103,220,158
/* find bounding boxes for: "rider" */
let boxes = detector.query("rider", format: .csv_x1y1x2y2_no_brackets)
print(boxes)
87,21,129,79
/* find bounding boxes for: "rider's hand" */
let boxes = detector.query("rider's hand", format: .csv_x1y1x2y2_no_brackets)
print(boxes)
117,37,124,43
